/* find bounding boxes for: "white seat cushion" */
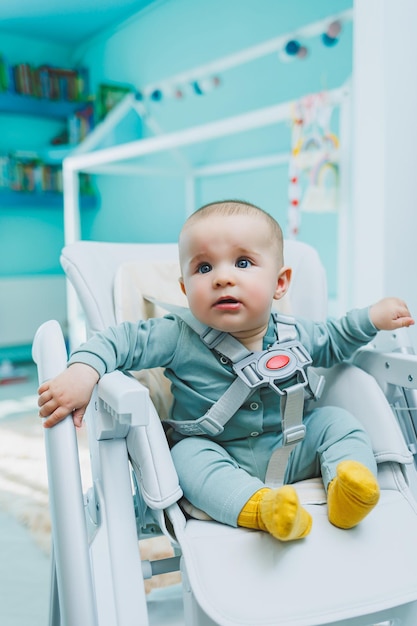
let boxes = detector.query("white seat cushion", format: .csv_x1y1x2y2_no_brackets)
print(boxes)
172,485,417,625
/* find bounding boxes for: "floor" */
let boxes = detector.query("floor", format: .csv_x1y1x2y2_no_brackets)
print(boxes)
0,508,50,625
0,361,186,625
0,362,50,625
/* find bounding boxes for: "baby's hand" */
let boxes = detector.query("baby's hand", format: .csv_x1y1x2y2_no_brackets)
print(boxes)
38,362,99,428
370,297,415,331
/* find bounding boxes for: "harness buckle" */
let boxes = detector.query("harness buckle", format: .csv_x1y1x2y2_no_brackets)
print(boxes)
233,340,314,396
282,424,306,446
165,414,225,436
197,415,225,436
200,327,227,350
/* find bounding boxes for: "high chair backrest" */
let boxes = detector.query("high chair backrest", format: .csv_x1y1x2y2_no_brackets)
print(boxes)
62,239,328,421
61,238,328,338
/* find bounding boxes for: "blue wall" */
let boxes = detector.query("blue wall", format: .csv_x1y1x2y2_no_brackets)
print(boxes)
0,1,353,279
74,0,352,300
0,0,353,356
0,33,73,277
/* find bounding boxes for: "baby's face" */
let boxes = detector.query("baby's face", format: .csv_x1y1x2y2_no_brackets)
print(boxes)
179,213,288,339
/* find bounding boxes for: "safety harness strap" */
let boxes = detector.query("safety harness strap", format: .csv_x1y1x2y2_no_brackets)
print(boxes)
164,377,253,436
148,299,255,436
145,297,324,484
265,384,306,487
150,299,252,364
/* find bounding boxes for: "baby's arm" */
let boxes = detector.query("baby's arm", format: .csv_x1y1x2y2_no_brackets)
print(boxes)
37,317,178,428
38,362,100,429
369,297,415,331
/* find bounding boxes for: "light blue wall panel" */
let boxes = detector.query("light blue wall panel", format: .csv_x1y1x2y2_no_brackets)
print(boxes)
0,207,64,275
0,32,73,278
75,0,352,300
0,2,353,280
0,2,352,357
81,174,186,243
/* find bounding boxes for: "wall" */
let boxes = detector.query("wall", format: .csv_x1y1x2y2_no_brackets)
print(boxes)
0,0,353,358
352,0,417,348
0,275,67,361
0,32,73,359
73,0,353,305
3,1,416,357
0,32,74,278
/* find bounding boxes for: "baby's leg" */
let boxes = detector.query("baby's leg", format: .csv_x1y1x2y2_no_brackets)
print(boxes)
171,437,311,541
286,406,379,529
171,436,264,526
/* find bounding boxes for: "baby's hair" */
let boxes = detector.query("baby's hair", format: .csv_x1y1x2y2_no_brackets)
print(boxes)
182,199,284,264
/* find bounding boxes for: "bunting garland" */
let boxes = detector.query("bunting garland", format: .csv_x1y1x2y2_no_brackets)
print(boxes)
137,13,350,103
136,75,221,102
279,19,342,62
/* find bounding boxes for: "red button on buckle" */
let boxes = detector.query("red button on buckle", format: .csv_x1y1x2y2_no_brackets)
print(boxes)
266,354,290,370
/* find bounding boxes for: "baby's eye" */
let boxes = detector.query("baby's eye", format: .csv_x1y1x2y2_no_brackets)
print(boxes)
236,258,252,269
198,263,212,274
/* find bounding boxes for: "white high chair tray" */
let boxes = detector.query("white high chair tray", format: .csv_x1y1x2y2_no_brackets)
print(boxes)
174,490,417,625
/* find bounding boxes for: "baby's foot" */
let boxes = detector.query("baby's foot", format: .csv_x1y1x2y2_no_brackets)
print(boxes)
259,485,312,541
327,460,380,529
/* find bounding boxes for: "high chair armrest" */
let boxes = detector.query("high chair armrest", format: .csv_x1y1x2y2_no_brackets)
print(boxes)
314,363,413,465
97,371,150,428
127,404,183,510
353,349,417,392
96,371,183,509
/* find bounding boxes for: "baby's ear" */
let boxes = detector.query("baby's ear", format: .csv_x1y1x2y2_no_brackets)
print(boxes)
179,277,186,295
274,266,292,300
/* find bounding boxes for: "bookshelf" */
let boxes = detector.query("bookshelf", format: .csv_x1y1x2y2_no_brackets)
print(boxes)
0,58,97,209
0,91,90,120
0,95,96,207
0,146,96,209
0,188,95,209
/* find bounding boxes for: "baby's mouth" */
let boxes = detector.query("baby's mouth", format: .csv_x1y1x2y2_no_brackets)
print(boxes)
213,297,241,309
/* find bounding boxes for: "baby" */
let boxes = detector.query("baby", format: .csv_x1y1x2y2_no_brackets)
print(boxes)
38,200,414,541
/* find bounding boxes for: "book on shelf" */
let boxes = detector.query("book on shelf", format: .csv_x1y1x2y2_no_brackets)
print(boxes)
0,56,8,92
0,151,95,196
68,103,95,145
37,65,89,102
0,54,90,103
6,151,61,193
0,154,10,188
49,102,95,146
0,54,95,146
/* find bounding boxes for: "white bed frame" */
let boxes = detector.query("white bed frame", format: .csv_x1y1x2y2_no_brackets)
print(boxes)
63,84,350,345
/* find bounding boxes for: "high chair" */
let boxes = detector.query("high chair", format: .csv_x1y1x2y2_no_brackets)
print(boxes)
32,239,417,626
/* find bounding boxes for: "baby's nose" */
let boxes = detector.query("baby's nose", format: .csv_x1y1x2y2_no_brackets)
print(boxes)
213,268,236,286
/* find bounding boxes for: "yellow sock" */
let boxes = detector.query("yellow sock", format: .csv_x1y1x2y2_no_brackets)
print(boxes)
327,460,380,529
237,486,312,542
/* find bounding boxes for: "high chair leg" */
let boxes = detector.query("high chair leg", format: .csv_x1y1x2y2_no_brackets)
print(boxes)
48,549,60,626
